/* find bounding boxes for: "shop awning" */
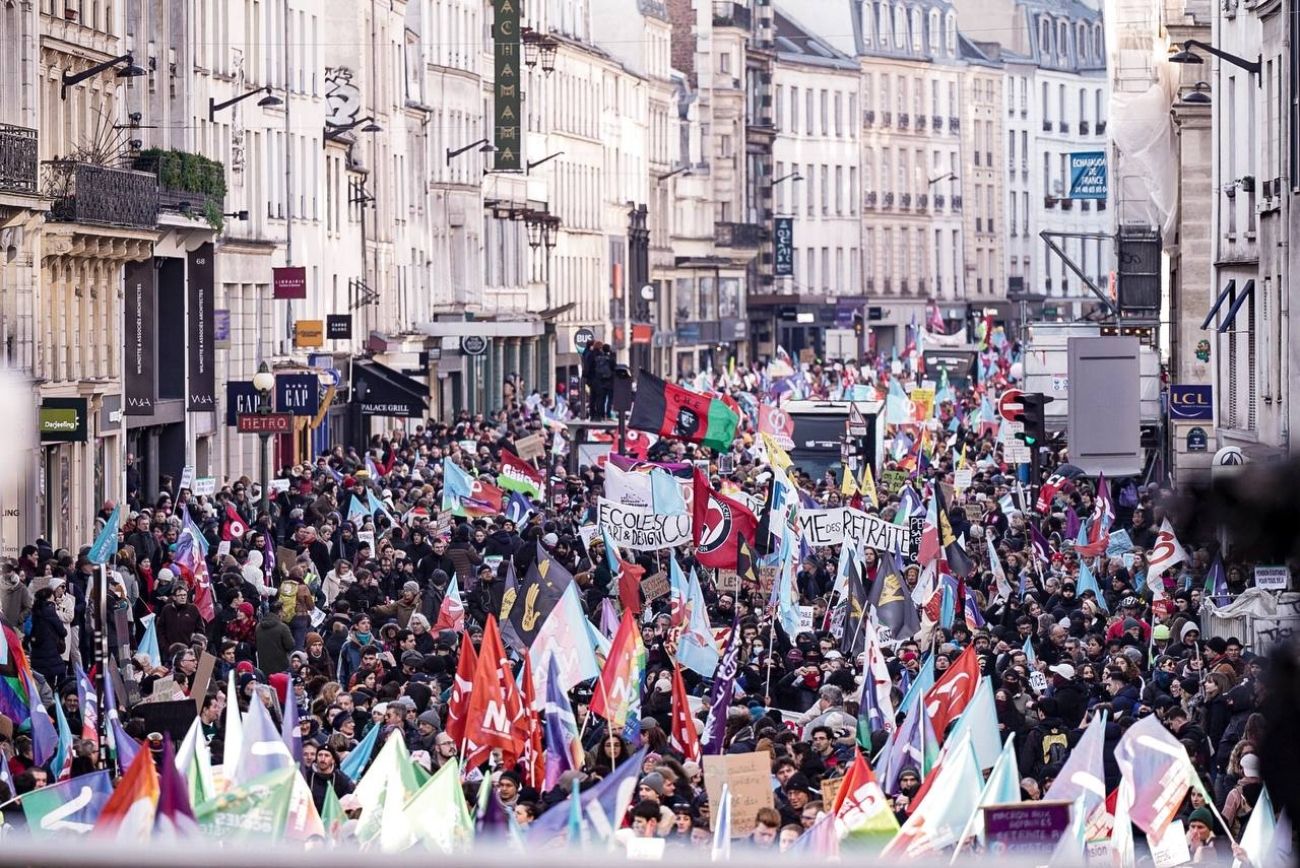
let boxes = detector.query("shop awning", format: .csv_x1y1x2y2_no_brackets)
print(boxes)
351,359,429,418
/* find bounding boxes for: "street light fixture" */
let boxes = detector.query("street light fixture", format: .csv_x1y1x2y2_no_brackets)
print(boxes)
223,209,251,220
527,151,564,173
324,115,383,142
773,171,803,185
539,38,559,74
1181,81,1212,104
543,213,562,250
928,171,957,187
1168,39,1261,78
524,211,546,249
208,85,283,122
252,362,276,514
61,54,146,99
522,28,542,67
445,138,495,164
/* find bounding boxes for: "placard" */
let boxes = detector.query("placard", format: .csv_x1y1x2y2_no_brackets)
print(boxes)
193,651,218,711
515,433,546,462
954,468,973,491
216,540,231,559
641,571,670,601
703,752,775,837
192,477,217,496
818,776,843,809
983,801,1073,855
800,507,912,554
179,465,195,491
1005,444,1033,465
268,478,291,494
277,546,299,570
880,469,908,494
596,498,692,551
717,569,740,594
1105,529,1133,556
797,606,815,634
910,387,935,422
1254,565,1290,591
1149,818,1192,868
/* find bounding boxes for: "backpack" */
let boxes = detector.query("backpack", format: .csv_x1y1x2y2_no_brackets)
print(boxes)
1041,727,1070,767
593,353,613,380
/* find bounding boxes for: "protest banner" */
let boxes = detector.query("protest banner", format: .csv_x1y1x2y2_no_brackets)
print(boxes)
982,801,1072,855
801,507,912,554
641,572,670,601
596,497,692,550
703,752,775,837
515,433,546,461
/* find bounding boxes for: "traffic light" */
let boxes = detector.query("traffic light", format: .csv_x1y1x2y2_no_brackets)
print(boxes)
1013,393,1053,447
852,311,864,337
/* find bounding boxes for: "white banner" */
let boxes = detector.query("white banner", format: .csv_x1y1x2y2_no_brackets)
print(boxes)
800,507,912,553
603,463,652,507
596,497,692,551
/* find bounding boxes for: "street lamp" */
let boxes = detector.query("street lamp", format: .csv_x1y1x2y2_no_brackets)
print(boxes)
928,171,957,187
1181,81,1212,104
208,85,283,122
523,210,546,249
445,138,495,164
1168,39,1261,78
61,54,146,99
252,362,276,514
527,151,565,174
773,171,803,185
324,115,383,142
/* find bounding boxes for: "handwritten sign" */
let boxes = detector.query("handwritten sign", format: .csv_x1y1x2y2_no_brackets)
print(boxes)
880,470,908,494
910,387,935,422
641,571,670,601
596,498,691,550
717,569,740,594
179,465,195,491
515,433,546,462
1150,819,1192,868
954,468,973,491
192,476,217,496
703,752,775,837
800,507,912,554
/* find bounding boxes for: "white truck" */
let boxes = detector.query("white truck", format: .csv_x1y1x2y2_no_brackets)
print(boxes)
1021,323,1160,431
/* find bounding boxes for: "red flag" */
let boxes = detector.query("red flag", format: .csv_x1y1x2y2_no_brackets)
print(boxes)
614,548,645,616
518,653,545,790
463,615,525,770
757,402,795,449
444,630,477,747
691,469,758,569
669,663,701,763
499,450,545,495
221,503,248,541
831,748,896,838
590,610,644,731
432,578,466,633
462,478,504,516
922,644,980,738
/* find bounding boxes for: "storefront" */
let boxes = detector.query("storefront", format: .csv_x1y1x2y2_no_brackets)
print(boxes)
349,358,430,442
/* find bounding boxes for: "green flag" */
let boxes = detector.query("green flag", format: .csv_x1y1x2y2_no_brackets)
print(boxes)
402,759,473,853
194,767,295,842
353,733,421,845
321,784,344,841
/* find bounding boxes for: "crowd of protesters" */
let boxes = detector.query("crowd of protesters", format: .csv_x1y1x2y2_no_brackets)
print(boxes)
0,341,1281,862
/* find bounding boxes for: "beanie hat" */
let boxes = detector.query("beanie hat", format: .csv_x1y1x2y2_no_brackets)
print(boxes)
418,710,441,730
305,631,324,646
1153,624,1171,640
402,581,420,595
640,772,666,796
1188,806,1216,830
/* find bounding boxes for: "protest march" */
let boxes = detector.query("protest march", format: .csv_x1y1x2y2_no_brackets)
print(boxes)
0,333,1291,868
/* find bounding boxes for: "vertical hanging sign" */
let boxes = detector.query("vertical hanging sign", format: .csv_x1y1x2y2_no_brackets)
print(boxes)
774,217,795,277
124,258,157,416
494,0,522,170
187,242,216,410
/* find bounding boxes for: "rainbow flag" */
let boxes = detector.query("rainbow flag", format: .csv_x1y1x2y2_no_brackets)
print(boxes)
590,609,646,743
0,623,34,726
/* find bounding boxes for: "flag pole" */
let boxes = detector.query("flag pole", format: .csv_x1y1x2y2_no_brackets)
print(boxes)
97,562,111,772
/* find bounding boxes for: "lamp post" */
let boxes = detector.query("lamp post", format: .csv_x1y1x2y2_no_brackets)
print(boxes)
1168,40,1261,79
252,362,276,514
209,85,283,122
60,54,146,99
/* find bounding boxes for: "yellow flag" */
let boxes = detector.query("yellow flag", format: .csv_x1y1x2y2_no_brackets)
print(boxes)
840,464,858,496
760,432,793,471
859,463,879,508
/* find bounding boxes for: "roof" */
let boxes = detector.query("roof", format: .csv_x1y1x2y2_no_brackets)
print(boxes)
774,8,861,71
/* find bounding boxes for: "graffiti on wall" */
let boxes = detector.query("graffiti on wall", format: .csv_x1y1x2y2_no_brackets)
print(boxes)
325,67,362,127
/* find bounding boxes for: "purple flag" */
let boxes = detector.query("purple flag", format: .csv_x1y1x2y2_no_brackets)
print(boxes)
155,737,199,837
1064,507,1081,542
543,657,582,790
599,598,620,640
1029,524,1052,566
700,622,740,755
281,673,301,763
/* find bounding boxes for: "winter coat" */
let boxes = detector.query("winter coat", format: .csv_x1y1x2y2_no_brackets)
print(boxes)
0,573,33,630
29,599,67,680
159,600,203,651
255,613,295,674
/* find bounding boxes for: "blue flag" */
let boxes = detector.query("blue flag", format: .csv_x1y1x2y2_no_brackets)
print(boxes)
339,719,381,781
88,505,121,565
650,468,687,516
232,693,294,785
442,457,474,501
1206,556,1230,606
527,747,648,845
20,769,113,834
347,493,371,525
138,615,161,668
1076,556,1107,612
542,657,582,791
505,491,533,525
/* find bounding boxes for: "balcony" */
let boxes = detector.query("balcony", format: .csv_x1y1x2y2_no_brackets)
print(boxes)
952,195,963,210
1061,198,1073,211
714,221,764,247
933,194,945,209
865,191,878,209
1097,121,1107,134
1097,200,1107,210
899,113,910,129
900,193,912,210
948,117,960,132
1042,120,1053,132
882,192,895,209
864,110,876,127
917,277,927,293
917,115,927,131
1045,195,1058,208
883,277,892,292
1082,199,1091,211
931,114,943,129
712,0,752,28
133,148,227,228
1059,122,1070,133
917,193,928,211
45,160,158,229
882,112,892,127
900,278,910,292
0,124,38,196
866,277,875,291
1080,121,1091,135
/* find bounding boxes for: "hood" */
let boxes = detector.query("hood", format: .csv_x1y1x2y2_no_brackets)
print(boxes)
246,549,264,569
257,612,283,627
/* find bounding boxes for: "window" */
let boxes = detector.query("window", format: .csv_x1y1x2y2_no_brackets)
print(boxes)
899,75,908,113
863,75,873,110
882,76,891,116
850,167,858,215
791,86,800,131
1077,23,1088,60
776,161,786,212
1010,194,1018,235
775,84,784,129
1043,152,1052,193
1039,15,1051,54
865,228,875,279
1021,76,1028,110
719,51,731,73
862,1,874,44
1042,81,1050,121
1059,84,1067,124
931,79,940,116
806,163,816,214
881,149,892,193
1079,88,1087,124
893,2,905,48
1022,191,1029,232
719,134,732,157
836,166,844,213
1009,131,1016,168
1095,88,1104,126
946,12,957,55
948,81,956,116
848,95,856,137
929,9,940,53
821,89,829,135
834,92,843,135
1058,21,1069,57
821,248,830,290
835,248,844,291
806,89,815,135
821,165,830,214
882,229,893,278
911,7,922,51
806,247,815,290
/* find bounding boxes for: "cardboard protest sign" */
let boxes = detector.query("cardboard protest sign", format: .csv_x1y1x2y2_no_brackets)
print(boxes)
703,752,775,837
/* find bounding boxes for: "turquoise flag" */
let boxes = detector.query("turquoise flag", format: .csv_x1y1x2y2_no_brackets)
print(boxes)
88,504,121,565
